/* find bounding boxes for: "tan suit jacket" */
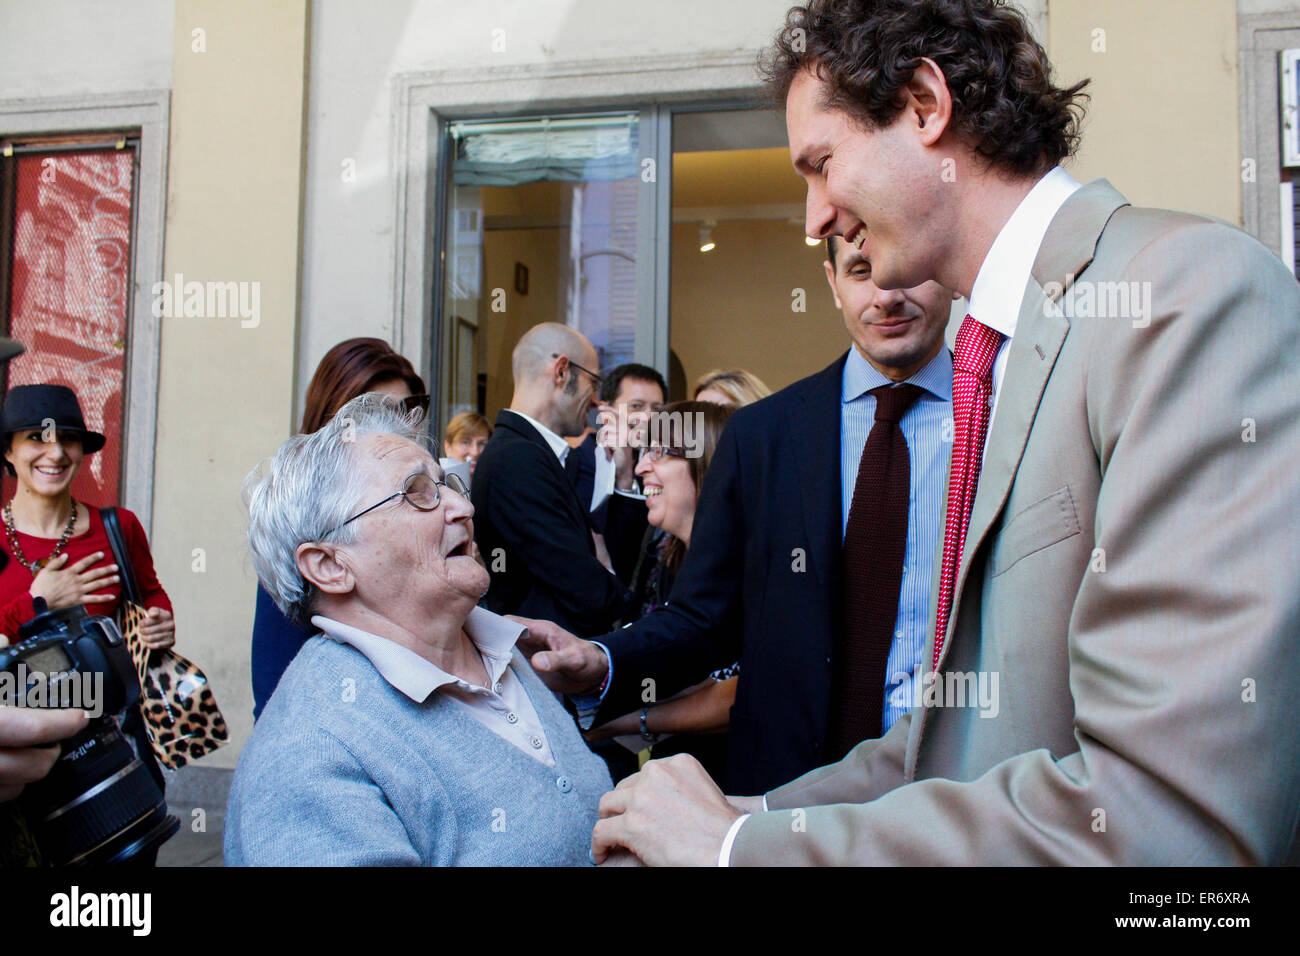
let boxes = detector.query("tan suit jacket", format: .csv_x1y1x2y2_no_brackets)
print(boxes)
732,180,1300,865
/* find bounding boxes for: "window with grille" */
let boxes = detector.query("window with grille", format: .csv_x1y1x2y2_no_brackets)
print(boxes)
0,138,139,507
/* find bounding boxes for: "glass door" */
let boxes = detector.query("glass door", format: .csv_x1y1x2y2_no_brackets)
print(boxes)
435,112,645,432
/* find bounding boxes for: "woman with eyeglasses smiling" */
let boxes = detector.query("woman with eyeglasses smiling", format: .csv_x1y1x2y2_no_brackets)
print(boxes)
229,395,611,866
584,400,740,785
250,338,430,721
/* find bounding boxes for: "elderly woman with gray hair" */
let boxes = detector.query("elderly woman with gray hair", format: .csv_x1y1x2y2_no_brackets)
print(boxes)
225,394,610,866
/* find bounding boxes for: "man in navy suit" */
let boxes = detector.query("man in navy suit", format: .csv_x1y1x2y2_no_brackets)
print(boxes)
523,240,958,795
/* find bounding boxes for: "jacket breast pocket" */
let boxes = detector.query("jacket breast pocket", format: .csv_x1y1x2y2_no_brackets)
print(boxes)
988,485,1081,578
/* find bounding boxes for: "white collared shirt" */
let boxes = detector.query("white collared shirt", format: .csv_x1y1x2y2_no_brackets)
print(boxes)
509,408,572,465
966,166,1082,442
312,607,556,767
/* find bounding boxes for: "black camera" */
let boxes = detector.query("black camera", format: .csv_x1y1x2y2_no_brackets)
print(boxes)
0,603,179,865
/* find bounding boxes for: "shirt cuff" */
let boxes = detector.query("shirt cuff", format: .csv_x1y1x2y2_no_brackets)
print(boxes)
590,446,617,513
571,640,613,731
718,813,751,867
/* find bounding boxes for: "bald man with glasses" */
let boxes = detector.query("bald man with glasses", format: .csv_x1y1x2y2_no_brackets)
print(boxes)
473,323,639,643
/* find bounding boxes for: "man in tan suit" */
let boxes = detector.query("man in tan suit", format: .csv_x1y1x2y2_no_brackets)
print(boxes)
523,0,1300,865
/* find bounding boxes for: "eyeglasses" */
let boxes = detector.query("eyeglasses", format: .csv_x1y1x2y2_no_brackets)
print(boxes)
552,353,604,390
638,446,688,463
400,394,431,416
323,470,469,538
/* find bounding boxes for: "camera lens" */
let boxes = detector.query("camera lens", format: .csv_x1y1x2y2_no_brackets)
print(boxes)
21,715,178,866
4,606,179,866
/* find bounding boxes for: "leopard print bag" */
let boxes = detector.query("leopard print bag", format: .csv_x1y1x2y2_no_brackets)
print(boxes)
103,508,228,769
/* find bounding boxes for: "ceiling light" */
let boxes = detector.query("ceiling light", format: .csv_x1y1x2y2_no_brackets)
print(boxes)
699,221,716,253
804,235,821,247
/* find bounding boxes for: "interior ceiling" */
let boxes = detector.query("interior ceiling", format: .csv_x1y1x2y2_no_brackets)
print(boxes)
671,148,804,209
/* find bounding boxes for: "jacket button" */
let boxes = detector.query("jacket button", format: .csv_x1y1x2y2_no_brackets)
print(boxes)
556,776,573,793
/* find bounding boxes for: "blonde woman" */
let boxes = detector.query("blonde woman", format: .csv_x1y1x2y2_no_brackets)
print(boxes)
692,368,772,408
442,411,492,477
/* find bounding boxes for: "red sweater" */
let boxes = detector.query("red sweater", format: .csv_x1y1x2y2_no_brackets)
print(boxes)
0,505,172,643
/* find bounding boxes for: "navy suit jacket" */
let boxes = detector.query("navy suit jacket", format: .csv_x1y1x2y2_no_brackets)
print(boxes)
595,354,848,795
474,410,637,637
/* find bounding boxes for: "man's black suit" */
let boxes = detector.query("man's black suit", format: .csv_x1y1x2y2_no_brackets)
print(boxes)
474,410,639,637
593,354,848,795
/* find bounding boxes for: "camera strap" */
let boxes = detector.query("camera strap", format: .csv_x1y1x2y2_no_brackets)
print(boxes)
100,506,143,607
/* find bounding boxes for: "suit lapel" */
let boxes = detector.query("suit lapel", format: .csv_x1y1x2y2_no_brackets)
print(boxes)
496,409,590,525
498,409,570,483
789,354,847,590
934,180,1130,674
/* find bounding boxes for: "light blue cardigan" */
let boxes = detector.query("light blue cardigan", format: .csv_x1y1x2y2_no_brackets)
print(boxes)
224,635,611,866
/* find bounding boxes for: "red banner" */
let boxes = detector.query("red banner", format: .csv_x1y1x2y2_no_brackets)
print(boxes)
4,148,134,508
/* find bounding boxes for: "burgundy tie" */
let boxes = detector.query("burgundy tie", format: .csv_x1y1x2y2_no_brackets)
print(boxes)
829,382,925,760
932,315,1003,670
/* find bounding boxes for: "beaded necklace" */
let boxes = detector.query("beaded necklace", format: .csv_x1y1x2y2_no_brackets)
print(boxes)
3,499,78,574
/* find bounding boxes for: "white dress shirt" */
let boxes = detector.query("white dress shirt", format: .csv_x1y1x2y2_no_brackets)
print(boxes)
312,607,557,767
966,165,1082,441
719,165,1085,867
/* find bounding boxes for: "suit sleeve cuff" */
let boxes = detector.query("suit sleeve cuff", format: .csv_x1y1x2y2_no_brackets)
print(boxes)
571,640,613,730
718,813,751,867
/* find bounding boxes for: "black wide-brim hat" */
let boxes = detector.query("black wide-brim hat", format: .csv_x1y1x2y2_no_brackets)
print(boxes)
0,384,106,454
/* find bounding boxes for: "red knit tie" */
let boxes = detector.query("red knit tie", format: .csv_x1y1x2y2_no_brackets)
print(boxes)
932,315,1003,670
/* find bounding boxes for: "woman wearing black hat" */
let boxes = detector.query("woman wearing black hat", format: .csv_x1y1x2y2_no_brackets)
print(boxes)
0,384,175,646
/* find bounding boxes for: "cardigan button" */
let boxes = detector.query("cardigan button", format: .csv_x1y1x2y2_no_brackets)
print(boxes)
556,776,573,793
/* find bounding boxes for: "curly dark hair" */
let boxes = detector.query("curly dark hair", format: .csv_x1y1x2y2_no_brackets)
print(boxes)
760,0,1090,176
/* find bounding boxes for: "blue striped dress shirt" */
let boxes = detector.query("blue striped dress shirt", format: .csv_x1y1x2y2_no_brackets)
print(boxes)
839,346,953,734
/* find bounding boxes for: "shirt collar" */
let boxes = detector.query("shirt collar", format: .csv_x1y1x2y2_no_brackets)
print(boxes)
966,166,1083,342
509,409,571,463
311,606,526,703
842,344,953,405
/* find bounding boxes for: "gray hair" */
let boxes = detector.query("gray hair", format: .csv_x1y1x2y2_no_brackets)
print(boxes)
243,393,429,626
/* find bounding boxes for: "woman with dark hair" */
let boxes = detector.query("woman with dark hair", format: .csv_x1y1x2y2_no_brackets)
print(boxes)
0,385,175,648
585,401,739,782
0,384,174,853
299,337,428,434
250,338,428,719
